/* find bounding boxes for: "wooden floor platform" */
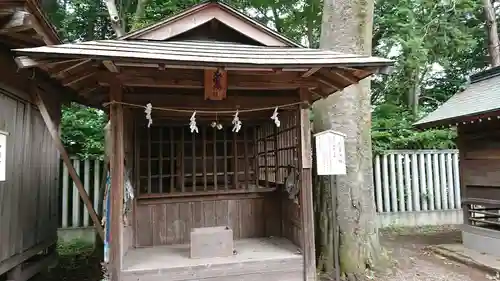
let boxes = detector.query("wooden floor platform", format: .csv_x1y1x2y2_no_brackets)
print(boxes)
121,237,304,281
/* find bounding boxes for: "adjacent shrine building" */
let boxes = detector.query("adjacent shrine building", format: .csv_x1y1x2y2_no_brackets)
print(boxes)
0,0,65,280
416,66,500,258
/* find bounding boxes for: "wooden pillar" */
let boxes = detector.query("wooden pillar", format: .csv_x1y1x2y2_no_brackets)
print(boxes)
298,89,316,281
457,126,469,225
109,80,124,281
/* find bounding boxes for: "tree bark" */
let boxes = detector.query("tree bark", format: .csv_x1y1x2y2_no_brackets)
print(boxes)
131,0,150,30
314,0,388,279
483,0,500,66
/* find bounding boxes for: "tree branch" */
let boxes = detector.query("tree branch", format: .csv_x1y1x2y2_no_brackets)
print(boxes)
483,0,500,66
102,0,125,37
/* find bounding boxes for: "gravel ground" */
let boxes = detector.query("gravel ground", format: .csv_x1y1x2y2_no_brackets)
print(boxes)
369,226,496,281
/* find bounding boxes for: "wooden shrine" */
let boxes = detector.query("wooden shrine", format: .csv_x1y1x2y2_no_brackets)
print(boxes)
12,1,393,280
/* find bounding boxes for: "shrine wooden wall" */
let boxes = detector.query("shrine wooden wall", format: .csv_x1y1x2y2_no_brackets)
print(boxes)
0,48,60,275
458,120,500,229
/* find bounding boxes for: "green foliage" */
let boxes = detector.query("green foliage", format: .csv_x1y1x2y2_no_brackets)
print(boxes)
61,103,107,159
371,104,456,154
372,0,484,110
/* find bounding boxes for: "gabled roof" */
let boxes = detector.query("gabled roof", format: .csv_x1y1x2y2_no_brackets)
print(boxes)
120,0,301,47
415,66,500,128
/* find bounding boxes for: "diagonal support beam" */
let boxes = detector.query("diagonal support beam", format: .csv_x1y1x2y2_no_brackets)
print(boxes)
33,89,104,241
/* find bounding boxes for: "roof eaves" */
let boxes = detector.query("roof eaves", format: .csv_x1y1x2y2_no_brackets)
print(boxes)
414,109,500,129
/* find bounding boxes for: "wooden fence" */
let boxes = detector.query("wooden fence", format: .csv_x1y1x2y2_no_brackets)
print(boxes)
59,158,103,228
373,149,461,213
58,150,462,229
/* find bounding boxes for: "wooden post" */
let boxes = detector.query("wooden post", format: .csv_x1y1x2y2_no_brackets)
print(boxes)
298,89,316,281
109,80,124,281
32,88,104,241
457,126,470,225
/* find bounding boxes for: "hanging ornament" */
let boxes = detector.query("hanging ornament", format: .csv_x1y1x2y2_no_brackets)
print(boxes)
145,103,153,128
271,107,280,128
232,110,242,133
214,113,223,130
189,111,199,133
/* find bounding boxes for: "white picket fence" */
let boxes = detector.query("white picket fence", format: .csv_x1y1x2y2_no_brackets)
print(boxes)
58,150,463,229
374,149,461,213
59,158,103,228
374,149,462,227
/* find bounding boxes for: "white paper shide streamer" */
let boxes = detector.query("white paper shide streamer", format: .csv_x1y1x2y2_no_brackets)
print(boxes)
232,110,242,133
145,103,153,128
271,107,280,128
189,111,199,133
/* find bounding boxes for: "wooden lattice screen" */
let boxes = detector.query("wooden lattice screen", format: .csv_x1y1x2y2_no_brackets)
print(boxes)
135,112,299,198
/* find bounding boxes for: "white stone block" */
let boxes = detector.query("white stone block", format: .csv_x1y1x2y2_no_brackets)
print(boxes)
190,226,234,259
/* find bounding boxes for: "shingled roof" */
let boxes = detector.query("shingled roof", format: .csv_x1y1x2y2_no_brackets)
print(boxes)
415,66,500,128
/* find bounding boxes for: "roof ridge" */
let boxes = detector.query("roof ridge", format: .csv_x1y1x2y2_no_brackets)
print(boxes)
118,0,303,47
470,66,500,83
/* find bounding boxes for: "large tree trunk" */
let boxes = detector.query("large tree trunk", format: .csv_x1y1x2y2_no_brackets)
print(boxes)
131,0,150,30
483,0,500,66
313,0,388,280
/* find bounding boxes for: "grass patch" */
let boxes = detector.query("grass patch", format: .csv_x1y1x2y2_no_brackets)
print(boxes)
33,239,103,281
57,239,94,256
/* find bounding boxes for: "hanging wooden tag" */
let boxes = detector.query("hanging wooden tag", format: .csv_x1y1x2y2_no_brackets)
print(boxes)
204,69,227,100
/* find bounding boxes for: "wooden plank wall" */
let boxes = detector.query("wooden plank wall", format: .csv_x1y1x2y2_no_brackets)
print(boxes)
458,121,500,228
135,195,275,246
0,68,60,274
